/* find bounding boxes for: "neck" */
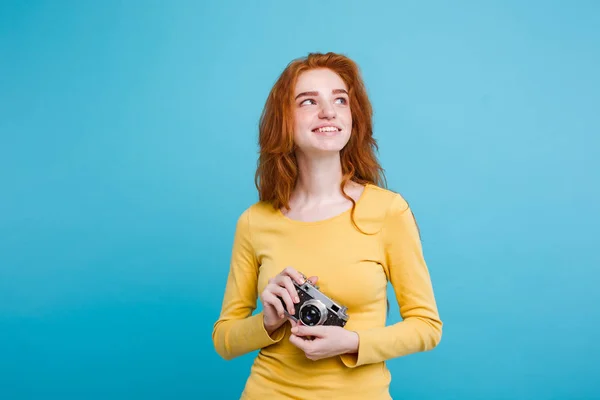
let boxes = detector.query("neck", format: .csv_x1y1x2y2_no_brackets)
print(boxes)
293,150,345,205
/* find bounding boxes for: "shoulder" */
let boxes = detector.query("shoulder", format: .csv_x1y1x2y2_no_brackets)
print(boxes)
354,184,411,233
234,200,279,228
361,184,410,214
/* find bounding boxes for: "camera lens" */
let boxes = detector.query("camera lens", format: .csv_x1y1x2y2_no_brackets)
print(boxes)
300,305,320,325
300,305,321,326
299,299,327,326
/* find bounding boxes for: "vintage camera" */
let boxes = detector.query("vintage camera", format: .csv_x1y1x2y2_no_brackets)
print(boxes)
279,276,349,327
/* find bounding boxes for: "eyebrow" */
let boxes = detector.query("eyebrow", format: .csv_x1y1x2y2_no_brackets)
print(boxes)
295,89,348,100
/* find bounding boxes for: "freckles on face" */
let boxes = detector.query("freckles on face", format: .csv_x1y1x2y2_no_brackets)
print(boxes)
292,68,352,153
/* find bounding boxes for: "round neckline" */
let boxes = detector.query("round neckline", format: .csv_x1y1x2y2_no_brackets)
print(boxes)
276,183,372,226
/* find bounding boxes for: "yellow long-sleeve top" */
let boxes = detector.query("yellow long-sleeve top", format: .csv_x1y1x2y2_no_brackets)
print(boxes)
212,184,442,399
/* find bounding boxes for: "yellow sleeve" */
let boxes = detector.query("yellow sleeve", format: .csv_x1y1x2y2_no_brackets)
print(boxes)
341,195,442,367
212,208,286,360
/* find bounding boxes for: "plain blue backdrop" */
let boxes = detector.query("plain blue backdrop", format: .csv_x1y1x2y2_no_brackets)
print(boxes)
1,1,599,399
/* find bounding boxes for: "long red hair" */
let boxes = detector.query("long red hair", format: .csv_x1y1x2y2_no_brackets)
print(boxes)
254,52,386,215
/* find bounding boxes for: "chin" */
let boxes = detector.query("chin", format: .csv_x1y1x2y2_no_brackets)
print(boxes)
303,143,348,155
294,132,350,155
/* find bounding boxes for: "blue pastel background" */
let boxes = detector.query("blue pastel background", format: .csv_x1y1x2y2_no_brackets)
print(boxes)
1,1,599,399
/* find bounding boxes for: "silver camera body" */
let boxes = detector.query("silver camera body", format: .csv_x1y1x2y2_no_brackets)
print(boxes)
281,277,349,327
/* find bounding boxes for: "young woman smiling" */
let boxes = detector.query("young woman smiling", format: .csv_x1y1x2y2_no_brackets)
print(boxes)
212,52,442,400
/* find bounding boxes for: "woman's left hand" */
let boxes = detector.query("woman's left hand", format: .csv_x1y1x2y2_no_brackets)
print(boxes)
289,324,359,361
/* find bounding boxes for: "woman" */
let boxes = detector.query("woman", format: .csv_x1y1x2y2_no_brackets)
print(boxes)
212,52,442,399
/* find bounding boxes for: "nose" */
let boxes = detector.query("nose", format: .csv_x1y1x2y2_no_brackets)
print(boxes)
318,102,337,119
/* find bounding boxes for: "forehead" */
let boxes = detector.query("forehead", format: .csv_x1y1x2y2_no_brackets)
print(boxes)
294,68,348,94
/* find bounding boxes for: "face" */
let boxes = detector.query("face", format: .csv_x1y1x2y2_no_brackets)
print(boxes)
292,68,352,155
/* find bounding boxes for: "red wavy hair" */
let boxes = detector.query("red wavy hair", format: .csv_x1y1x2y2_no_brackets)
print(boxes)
254,52,386,215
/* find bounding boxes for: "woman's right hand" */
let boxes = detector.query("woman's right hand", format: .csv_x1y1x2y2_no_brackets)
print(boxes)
260,267,317,335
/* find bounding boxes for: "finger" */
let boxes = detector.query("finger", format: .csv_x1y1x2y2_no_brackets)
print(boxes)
271,284,295,315
291,324,328,338
307,275,318,285
289,334,311,351
262,291,286,318
282,266,306,285
269,275,300,303
279,275,300,306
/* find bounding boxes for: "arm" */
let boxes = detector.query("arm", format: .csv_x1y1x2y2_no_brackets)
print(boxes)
340,195,442,367
211,209,286,360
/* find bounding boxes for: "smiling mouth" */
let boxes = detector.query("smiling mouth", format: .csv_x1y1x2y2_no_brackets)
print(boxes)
312,126,341,133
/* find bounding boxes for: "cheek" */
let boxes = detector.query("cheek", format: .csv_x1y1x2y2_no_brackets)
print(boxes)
293,110,315,138
343,109,353,125
293,110,308,130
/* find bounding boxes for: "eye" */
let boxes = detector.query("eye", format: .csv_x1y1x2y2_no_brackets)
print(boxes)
335,97,348,105
300,99,316,106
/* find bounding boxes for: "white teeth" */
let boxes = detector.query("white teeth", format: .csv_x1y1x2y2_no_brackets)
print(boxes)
314,126,339,133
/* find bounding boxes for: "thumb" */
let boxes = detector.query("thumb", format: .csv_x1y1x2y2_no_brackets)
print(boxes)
307,275,318,285
292,324,328,338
